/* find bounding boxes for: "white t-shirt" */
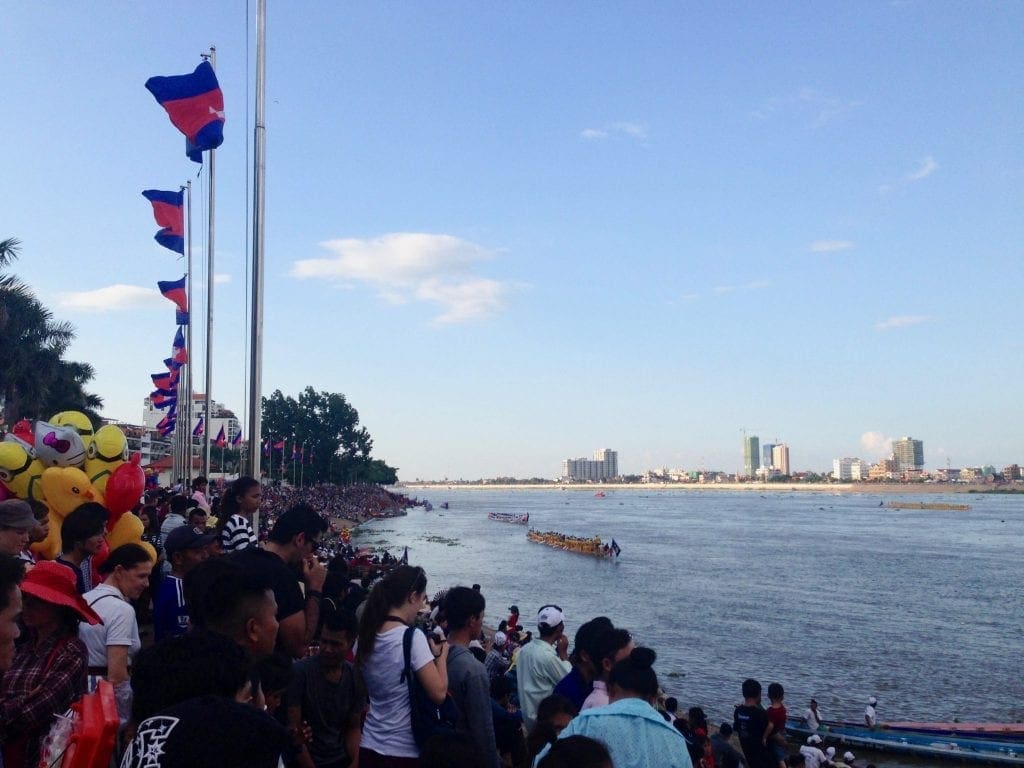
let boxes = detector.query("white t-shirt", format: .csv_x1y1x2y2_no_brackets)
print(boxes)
79,583,142,666
865,704,876,727
800,745,826,768
805,706,821,730
359,626,434,758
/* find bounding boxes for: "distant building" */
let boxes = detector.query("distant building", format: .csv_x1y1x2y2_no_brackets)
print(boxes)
833,457,870,481
892,437,924,472
868,458,898,481
143,394,241,447
561,449,619,481
762,443,776,469
771,444,790,476
743,435,760,478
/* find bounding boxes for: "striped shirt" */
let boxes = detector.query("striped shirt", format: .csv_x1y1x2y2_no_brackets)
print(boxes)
220,514,257,552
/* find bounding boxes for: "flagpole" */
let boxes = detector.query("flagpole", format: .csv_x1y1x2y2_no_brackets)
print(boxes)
184,180,194,487
247,0,267,508
202,46,217,484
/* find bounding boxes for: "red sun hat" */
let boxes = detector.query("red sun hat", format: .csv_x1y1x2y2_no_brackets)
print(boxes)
21,561,102,625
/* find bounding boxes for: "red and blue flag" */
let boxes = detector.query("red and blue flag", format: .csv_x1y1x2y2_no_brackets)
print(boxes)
231,430,242,447
151,372,177,390
141,189,185,254
145,61,225,155
172,327,189,365
158,277,189,325
214,426,226,448
262,439,270,457
192,417,204,437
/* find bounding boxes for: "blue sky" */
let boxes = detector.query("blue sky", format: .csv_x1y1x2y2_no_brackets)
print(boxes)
3,2,1021,479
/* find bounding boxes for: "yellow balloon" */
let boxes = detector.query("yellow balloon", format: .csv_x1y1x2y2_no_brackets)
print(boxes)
29,509,63,561
0,442,46,502
138,541,158,563
39,467,104,516
84,424,128,496
50,411,96,450
107,512,144,552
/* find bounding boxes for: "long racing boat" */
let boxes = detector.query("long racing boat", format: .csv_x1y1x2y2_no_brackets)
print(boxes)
787,719,1024,765
487,511,529,524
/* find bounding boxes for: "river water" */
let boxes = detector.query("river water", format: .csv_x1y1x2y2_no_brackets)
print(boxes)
355,488,1023,744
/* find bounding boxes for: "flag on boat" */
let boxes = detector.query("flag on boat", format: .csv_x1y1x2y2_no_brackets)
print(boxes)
610,539,621,557
192,417,204,437
231,430,242,447
141,189,185,254
145,61,225,154
400,547,409,564
214,426,226,448
158,276,189,325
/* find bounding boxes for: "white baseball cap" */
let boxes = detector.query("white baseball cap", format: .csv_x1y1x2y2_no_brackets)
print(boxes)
537,604,565,628
826,747,836,757
844,751,855,761
868,696,877,705
807,735,822,745
493,631,507,647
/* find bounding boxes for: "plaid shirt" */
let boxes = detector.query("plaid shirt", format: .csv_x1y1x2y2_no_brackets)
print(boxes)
0,632,88,766
485,647,510,679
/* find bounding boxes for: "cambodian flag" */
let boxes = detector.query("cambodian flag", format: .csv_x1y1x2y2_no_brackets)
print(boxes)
154,396,177,411
145,61,225,154
158,276,188,323
273,439,285,451
164,357,183,373
159,416,177,437
231,430,242,447
151,372,177,390
214,426,226,448
172,327,188,365
156,415,174,431
192,417,204,437
141,190,185,254
150,387,176,400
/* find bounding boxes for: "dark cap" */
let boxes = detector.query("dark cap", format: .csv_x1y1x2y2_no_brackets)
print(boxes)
0,499,37,530
164,525,216,556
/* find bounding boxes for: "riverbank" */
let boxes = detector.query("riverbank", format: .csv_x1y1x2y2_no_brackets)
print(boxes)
398,481,1003,494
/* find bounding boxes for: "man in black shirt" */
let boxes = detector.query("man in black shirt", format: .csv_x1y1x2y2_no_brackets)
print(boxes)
734,678,774,768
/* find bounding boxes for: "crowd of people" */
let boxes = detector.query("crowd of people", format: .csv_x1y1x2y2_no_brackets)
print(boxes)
0,483,881,768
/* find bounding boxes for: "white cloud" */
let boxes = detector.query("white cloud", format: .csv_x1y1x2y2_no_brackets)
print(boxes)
57,284,162,312
860,431,893,457
214,273,231,284
907,156,938,181
811,239,854,253
874,314,935,331
752,88,861,128
291,233,512,324
580,122,648,141
713,279,770,295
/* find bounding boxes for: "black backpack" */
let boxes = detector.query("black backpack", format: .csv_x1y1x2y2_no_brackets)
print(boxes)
400,626,461,748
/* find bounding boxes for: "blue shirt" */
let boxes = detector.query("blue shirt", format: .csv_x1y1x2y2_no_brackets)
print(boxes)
552,666,592,711
153,574,189,641
536,698,693,768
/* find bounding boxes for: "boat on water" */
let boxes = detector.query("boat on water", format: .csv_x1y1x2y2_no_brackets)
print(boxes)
885,722,1024,742
886,501,971,511
487,511,529,525
527,528,620,558
787,719,1024,765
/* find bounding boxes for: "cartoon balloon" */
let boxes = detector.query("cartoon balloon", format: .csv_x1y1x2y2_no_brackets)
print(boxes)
0,485,8,502
29,509,63,561
50,411,95,450
0,441,47,503
33,421,87,468
107,512,144,552
12,419,35,447
84,424,129,496
39,466,104,516
104,456,145,523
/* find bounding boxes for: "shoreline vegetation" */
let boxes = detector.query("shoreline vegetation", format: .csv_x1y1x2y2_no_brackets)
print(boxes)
396,481,1021,494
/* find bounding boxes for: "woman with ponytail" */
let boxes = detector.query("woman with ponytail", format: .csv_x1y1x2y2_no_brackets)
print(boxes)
216,477,261,552
357,564,449,768
535,647,693,768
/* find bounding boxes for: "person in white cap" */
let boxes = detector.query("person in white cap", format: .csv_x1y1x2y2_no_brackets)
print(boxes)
800,734,827,768
825,745,837,766
836,750,856,767
484,631,510,679
864,696,878,728
515,604,570,731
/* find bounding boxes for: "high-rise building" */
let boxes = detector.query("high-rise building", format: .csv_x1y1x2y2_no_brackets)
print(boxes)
743,435,760,477
833,457,870,481
892,437,924,472
771,444,790,476
762,443,776,469
561,449,619,481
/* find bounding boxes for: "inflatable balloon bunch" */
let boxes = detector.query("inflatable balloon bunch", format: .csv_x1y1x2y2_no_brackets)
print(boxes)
0,411,154,563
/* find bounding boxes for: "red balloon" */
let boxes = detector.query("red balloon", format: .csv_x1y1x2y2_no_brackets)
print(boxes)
91,537,110,578
104,457,145,521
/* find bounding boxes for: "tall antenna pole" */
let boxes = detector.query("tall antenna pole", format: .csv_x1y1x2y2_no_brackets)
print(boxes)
247,0,267,512
184,180,194,486
202,46,217,484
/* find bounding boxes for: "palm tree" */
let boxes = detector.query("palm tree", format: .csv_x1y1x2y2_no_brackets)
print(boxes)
0,238,100,423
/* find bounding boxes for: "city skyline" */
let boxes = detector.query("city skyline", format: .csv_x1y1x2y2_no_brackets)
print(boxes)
4,4,1022,480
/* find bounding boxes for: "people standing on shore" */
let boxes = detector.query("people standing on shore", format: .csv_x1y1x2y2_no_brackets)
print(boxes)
734,678,775,768
526,694,578,763
766,682,789,768
217,476,262,552
356,564,449,767
710,722,746,768
800,734,827,768
517,605,571,731
581,627,634,711
552,616,613,710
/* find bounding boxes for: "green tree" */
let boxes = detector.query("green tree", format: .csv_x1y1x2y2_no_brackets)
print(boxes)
261,387,397,485
0,238,102,423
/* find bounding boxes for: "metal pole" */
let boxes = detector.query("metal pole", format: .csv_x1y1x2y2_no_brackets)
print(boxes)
247,0,267,518
202,46,217,483
184,181,193,486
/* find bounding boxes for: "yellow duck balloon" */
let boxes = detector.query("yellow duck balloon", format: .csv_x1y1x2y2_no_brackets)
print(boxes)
84,424,129,497
0,440,48,504
108,513,156,562
39,466,104,515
